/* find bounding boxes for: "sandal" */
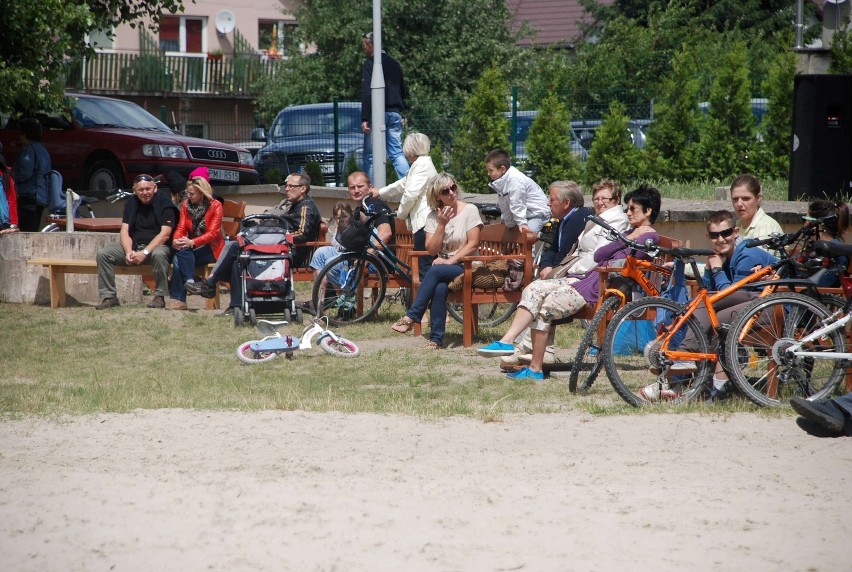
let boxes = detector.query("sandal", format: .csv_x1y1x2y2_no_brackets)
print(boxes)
424,341,442,350
391,316,415,334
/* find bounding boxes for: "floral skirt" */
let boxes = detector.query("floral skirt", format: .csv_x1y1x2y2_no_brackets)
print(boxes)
519,277,588,331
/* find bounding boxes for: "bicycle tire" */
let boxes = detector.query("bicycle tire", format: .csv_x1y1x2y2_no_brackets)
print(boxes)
723,292,846,408
569,296,620,393
311,252,387,325
602,296,712,407
236,340,278,364
319,335,361,358
447,301,518,328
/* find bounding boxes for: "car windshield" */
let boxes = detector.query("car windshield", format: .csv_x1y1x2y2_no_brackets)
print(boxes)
71,96,174,132
270,108,361,140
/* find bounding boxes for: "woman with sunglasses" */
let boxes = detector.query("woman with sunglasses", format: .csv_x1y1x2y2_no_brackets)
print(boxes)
167,176,224,310
391,173,482,349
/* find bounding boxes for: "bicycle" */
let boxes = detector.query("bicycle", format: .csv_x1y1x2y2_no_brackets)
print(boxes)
236,316,360,364
567,215,675,393
311,203,414,325
599,219,837,407
721,239,852,407
41,187,133,232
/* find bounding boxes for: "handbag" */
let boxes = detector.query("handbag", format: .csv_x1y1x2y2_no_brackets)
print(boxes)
551,242,582,279
448,259,509,291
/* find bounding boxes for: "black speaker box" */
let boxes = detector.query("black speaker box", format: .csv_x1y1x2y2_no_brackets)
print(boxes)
789,74,852,201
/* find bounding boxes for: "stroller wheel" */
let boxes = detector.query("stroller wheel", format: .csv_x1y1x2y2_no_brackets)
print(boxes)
234,307,245,327
283,308,292,323
295,307,304,324
249,308,257,325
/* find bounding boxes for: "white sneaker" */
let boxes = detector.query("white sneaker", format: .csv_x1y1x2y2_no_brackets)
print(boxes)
639,382,678,402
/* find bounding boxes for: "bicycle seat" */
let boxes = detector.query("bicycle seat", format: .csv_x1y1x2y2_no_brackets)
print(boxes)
257,319,290,332
668,246,715,258
813,240,852,259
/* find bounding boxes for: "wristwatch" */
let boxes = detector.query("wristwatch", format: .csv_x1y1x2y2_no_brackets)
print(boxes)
142,248,150,256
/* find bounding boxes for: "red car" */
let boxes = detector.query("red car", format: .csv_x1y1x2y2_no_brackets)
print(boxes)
0,92,258,192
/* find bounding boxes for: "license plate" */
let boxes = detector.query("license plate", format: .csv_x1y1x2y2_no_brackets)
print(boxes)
208,169,240,182
320,163,335,174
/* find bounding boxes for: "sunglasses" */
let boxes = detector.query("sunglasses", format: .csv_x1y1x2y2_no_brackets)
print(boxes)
439,183,458,196
708,227,735,240
593,195,615,203
133,174,156,184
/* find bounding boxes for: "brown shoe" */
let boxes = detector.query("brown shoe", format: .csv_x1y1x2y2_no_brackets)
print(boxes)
147,295,165,309
95,297,120,310
168,300,188,311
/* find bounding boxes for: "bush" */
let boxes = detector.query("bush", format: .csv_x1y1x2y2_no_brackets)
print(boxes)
584,101,645,185
526,92,582,187
304,162,325,187
450,67,510,193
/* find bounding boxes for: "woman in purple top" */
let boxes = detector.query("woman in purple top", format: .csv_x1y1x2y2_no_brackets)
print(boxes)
479,185,662,380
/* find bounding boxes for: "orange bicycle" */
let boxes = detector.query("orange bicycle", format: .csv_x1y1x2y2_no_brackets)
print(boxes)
568,218,676,393
599,220,834,407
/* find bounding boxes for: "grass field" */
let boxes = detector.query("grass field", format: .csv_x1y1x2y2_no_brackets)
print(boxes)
0,296,791,421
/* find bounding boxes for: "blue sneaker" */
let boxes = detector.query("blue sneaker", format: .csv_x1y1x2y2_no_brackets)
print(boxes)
506,367,544,380
477,340,515,357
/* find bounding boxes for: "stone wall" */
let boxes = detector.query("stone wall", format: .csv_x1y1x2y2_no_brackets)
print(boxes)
1,184,820,307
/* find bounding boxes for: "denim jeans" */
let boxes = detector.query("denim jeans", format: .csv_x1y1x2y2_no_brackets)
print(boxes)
205,241,243,309
362,111,409,181
406,262,463,346
169,244,216,302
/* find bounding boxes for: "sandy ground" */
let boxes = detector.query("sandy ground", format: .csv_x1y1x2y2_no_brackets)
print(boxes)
1,410,850,571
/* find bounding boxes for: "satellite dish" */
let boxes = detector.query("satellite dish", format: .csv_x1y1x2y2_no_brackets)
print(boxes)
215,10,236,35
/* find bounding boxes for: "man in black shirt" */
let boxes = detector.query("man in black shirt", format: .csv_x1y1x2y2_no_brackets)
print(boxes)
95,174,178,309
361,32,409,181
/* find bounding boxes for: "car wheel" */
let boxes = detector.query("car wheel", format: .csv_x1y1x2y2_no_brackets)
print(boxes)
83,158,124,192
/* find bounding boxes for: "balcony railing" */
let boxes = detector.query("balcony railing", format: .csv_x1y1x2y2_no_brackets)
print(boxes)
65,51,286,97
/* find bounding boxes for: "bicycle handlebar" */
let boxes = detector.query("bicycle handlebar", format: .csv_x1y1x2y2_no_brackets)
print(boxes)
106,189,134,203
586,215,715,260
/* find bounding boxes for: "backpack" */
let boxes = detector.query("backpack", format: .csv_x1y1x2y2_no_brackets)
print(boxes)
46,170,67,213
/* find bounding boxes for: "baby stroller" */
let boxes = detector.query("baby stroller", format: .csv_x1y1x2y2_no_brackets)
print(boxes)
233,214,301,327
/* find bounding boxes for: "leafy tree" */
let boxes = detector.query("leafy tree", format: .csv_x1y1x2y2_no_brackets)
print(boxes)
697,38,755,179
753,49,796,178
584,100,645,185
829,18,852,74
449,67,509,194
254,0,520,131
526,92,582,187
644,44,703,180
1,0,187,114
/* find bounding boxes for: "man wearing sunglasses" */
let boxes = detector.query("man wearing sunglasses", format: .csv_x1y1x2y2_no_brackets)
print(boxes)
95,174,178,309
681,210,778,402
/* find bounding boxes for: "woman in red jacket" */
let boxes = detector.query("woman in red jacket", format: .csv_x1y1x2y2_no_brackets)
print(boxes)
168,177,224,310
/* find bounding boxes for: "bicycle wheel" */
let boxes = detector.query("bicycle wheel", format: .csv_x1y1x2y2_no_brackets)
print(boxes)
602,296,712,407
447,300,518,328
723,292,846,408
236,340,278,364
569,296,620,393
319,335,361,358
311,252,387,325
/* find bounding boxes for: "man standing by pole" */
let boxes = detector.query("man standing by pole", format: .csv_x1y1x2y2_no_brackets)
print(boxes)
361,29,409,186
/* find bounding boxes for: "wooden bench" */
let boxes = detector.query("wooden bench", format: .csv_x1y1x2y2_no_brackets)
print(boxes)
27,258,218,309
411,223,537,347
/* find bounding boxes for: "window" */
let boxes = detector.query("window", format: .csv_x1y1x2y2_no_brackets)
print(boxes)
159,15,206,53
87,28,114,50
259,20,296,58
